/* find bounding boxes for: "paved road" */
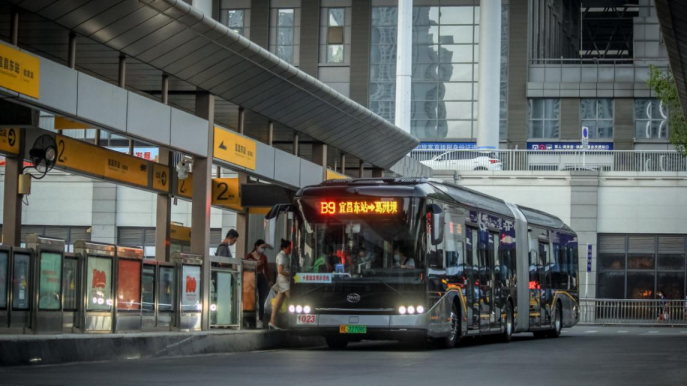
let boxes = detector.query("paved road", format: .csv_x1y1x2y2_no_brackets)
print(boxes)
3,326,687,385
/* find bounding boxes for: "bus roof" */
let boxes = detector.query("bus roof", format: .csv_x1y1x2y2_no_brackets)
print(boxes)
299,178,572,232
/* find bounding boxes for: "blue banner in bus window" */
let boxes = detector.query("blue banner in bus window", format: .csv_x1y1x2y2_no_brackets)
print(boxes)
527,142,614,151
415,142,477,151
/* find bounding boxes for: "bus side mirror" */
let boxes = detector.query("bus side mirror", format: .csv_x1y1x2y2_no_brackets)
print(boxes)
429,204,444,245
264,203,293,246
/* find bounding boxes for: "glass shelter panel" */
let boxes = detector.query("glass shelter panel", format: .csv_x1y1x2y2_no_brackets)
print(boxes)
87,256,113,311
39,252,62,310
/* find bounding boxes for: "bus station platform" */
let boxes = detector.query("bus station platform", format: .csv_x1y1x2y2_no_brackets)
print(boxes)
0,329,322,367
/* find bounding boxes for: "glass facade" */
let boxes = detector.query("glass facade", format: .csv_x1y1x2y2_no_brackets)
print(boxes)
597,235,687,300
634,98,668,140
581,99,614,139
326,8,345,63
528,98,560,139
276,9,296,64
369,6,509,141
222,10,245,36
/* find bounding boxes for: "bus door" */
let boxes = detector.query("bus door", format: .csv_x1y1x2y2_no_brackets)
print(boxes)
480,233,498,332
528,248,541,328
539,241,552,325
466,228,479,330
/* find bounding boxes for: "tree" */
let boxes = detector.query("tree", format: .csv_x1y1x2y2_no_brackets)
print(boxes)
647,65,687,157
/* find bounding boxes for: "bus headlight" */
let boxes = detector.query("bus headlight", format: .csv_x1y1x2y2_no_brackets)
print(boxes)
398,306,407,314
303,305,311,314
407,306,415,314
288,305,295,313
417,306,425,314
296,305,303,313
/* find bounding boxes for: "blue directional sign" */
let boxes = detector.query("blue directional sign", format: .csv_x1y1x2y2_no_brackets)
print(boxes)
587,244,593,272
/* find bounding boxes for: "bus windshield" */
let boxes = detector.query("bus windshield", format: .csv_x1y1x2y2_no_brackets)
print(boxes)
293,197,425,281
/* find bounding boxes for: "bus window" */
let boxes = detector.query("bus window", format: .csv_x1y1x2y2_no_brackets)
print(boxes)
445,211,464,277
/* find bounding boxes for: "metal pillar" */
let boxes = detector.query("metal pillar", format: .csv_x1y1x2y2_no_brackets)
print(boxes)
394,0,412,133
238,107,245,134
293,133,299,156
267,121,274,146
155,75,172,262
312,143,328,181
235,172,250,259
476,0,502,150
340,153,346,174
68,32,77,69
10,7,18,45
118,54,126,88
191,92,214,331
2,149,23,247
358,159,365,178
371,168,384,178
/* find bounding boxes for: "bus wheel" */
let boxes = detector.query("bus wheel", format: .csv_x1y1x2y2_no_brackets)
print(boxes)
438,303,461,349
325,336,349,349
549,303,563,338
500,302,513,343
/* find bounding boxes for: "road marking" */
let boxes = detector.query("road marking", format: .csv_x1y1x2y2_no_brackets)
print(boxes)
648,331,659,334
617,331,628,333
585,330,597,334
681,331,687,334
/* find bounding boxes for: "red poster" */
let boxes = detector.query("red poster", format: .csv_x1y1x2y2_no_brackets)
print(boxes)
117,260,141,310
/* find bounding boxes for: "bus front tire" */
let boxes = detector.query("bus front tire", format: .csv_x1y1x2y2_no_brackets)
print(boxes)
325,336,349,349
500,302,513,343
548,303,563,338
438,303,461,349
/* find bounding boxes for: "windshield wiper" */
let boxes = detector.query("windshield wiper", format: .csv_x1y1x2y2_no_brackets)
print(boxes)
375,279,402,295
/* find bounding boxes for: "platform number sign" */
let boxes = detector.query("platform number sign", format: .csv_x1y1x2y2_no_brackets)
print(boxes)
581,126,589,148
587,244,592,273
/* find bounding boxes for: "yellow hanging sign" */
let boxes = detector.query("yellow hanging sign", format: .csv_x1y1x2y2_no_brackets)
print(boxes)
152,164,170,193
212,178,242,211
0,128,20,156
213,127,256,171
56,135,150,188
176,173,193,199
326,169,347,181
0,42,40,99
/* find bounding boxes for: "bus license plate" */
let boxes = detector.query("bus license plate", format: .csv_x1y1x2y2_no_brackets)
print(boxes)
296,314,317,325
339,325,367,334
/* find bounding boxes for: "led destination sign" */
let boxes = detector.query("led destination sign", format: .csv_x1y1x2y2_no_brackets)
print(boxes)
319,200,399,215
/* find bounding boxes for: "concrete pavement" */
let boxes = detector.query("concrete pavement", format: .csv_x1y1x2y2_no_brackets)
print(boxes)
2,326,686,385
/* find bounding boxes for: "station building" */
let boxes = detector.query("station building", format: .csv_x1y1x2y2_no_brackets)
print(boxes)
0,0,686,308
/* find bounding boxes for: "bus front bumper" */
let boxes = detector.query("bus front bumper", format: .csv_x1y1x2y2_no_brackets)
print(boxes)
288,313,436,338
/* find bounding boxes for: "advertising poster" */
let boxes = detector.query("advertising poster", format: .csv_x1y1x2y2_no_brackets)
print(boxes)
182,265,201,312
12,254,30,309
87,256,112,311
117,260,141,311
39,252,62,310
0,252,7,308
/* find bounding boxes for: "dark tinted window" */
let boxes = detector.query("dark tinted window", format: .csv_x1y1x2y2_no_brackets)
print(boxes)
657,254,685,271
598,254,625,270
597,272,624,299
627,272,654,299
657,272,685,299
628,254,655,270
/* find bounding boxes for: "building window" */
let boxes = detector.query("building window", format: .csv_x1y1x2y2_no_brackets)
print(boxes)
326,8,345,63
635,98,668,140
528,98,560,139
223,9,245,36
276,9,295,64
580,99,614,139
597,234,687,300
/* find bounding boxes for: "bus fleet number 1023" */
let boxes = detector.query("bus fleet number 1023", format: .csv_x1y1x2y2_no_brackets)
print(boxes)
296,314,316,325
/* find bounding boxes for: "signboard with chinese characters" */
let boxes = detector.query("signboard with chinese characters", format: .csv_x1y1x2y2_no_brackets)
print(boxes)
527,142,614,151
415,142,476,151
213,127,256,170
170,223,192,243
319,199,399,216
87,256,113,311
152,163,169,192
182,265,201,312
0,128,20,156
212,178,242,211
56,135,150,188
294,273,333,284
0,42,40,99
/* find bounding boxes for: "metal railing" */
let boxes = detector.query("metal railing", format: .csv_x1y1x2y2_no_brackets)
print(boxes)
528,57,670,66
411,150,687,172
579,299,687,326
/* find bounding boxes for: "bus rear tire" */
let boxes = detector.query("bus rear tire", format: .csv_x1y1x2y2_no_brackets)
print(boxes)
500,302,513,343
325,336,349,349
548,303,563,338
438,303,461,349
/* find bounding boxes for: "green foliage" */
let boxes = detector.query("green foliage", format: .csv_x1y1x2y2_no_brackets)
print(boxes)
647,65,687,157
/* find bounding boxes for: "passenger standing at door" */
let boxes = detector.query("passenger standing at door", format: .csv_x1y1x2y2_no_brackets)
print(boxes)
245,239,272,329
269,239,292,330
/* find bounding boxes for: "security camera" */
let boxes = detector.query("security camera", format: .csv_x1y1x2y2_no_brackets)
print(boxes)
176,159,191,180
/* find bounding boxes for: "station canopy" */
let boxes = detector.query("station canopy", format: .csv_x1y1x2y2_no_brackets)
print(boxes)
2,0,419,169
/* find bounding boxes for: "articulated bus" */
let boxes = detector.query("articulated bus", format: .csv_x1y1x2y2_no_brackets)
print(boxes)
265,178,579,349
